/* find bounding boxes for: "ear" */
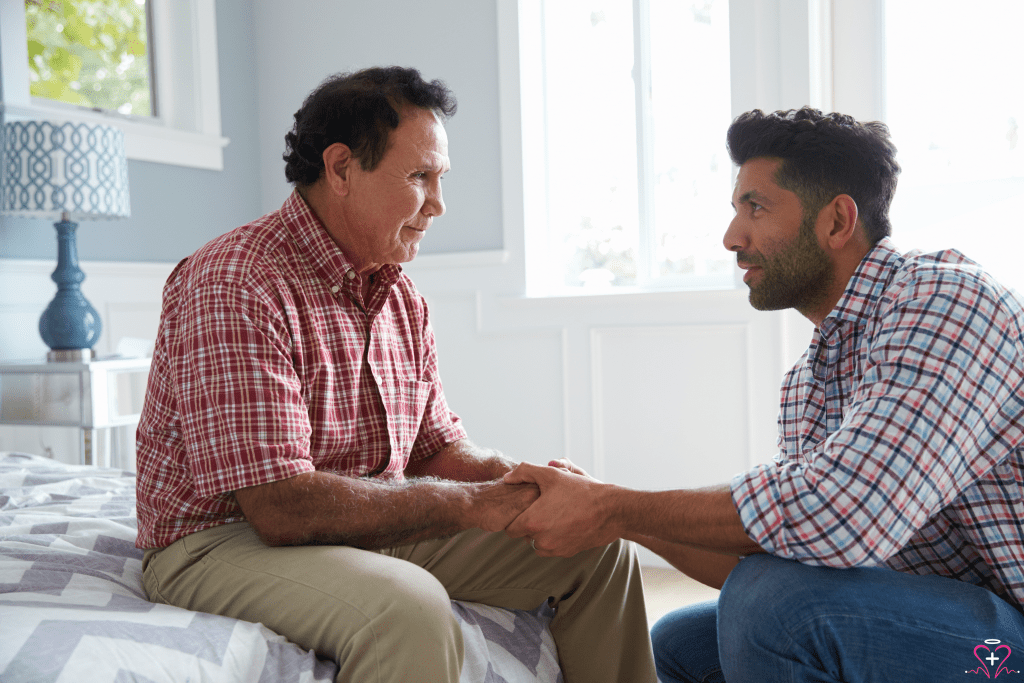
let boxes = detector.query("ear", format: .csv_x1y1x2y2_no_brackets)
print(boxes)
819,194,859,250
321,143,355,196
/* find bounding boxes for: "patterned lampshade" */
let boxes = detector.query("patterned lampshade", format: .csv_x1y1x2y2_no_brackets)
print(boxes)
2,120,130,220
1,120,131,358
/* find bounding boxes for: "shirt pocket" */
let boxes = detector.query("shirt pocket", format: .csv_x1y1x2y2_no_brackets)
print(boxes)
382,379,434,469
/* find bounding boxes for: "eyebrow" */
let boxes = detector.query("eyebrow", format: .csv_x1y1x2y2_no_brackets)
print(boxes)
421,158,450,173
731,189,770,209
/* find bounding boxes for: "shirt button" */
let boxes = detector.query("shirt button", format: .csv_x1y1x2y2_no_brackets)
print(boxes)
331,285,340,294
346,270,356,280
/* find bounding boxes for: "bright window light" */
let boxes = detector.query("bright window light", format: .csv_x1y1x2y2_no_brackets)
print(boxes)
522,0,733,295
885,0,1024,292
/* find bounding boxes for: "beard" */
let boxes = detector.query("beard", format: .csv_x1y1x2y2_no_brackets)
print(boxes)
741,214,834,313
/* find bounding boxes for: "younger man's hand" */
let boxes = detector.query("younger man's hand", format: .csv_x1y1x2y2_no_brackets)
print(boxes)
503,462,619,557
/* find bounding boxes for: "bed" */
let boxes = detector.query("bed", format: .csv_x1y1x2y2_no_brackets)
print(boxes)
0,452,564,682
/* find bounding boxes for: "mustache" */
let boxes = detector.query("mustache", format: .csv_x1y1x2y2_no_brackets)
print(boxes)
735,251,765,268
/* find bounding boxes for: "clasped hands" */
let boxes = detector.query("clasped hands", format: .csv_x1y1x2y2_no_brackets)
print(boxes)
478,458,619,558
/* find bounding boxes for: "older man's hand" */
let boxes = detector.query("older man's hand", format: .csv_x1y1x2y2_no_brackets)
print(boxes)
503,461,621,557
465,481,541,533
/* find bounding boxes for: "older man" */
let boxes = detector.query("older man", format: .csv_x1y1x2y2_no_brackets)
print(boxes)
135,67,656,683
505,107,1024,682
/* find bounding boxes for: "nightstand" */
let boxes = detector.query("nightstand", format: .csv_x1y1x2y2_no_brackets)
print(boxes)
0,357,151,469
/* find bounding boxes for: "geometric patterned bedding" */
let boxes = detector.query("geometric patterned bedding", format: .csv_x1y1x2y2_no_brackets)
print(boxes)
0,452,563,682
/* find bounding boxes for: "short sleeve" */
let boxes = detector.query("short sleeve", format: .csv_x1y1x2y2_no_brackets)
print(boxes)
174,280,316,497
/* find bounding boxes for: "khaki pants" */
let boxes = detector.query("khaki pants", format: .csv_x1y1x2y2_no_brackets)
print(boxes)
143,522,657,682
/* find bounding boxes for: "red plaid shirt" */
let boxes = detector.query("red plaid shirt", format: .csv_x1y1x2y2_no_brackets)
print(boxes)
733,239,1024,608
135,190,467,548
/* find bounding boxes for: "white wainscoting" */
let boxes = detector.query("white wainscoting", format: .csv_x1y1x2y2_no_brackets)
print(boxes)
413,278,811,480
0,258,175,462
0,254,815,565
591,323,753,492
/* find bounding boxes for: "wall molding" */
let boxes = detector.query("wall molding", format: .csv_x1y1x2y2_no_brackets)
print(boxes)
0,257,177,275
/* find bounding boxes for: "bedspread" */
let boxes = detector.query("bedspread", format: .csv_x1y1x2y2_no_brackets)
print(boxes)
0,452,563,682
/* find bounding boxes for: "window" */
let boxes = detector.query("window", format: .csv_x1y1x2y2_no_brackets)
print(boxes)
1,0,227,170
511,0,1024,298
26,0,155,117
519,0,734,295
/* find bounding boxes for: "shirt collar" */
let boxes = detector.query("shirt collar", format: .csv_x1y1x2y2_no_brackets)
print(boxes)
277,189,403,302
807,238,903,381
824,237,905,328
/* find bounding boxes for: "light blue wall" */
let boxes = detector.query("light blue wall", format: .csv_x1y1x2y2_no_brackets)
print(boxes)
254,0,505,255
0,0,263,263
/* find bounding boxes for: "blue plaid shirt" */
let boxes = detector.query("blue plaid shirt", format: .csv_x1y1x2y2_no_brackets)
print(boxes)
733,238,1024,609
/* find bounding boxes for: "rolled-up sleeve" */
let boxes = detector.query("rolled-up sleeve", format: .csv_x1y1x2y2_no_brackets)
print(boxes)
733,265,1024,567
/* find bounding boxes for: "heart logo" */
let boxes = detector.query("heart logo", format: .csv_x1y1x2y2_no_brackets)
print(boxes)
974,643,1014,678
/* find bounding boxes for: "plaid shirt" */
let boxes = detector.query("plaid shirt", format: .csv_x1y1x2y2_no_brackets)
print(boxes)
733,238,1024,608
135,190,467,548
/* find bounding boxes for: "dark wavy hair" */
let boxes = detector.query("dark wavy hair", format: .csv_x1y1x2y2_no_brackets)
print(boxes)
726,107,900,244
283,66,458,186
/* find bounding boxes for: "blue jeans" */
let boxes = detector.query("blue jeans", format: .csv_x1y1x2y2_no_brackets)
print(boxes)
652,554,1024,682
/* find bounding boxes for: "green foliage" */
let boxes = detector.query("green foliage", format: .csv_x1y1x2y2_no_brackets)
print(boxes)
25,0,153,116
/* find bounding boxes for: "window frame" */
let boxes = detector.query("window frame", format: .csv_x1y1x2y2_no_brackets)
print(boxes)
504,0,836,297
0,0,229,171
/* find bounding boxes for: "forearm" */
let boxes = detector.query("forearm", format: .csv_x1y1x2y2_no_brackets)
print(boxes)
608,485,764,557
405,438,517,482
236,470,501,549
505,463,765,561
626,534,740,589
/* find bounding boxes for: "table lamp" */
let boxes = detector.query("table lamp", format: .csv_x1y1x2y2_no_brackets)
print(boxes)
2,120,130,362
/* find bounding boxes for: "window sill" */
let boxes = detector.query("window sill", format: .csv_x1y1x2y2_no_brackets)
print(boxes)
526,278,739,300
401,249,743,301
478,283,756,333
508,284,745,306
1,101,230,171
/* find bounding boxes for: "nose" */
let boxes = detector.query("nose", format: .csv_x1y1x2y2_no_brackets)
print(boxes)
723,213,745,253
424,181,445,218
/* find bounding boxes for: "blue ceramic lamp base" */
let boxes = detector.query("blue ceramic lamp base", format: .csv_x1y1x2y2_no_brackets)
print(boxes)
38,216,103,361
